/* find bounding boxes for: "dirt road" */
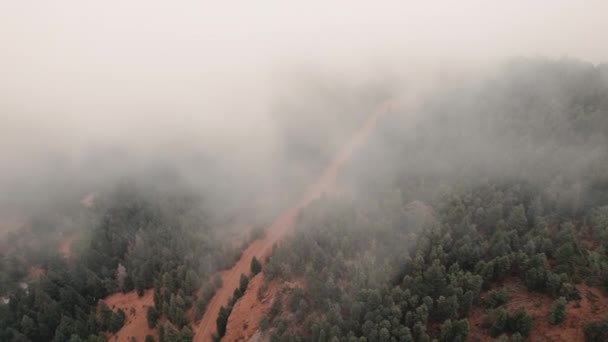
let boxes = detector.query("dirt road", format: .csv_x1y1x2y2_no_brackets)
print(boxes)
193,102,389,342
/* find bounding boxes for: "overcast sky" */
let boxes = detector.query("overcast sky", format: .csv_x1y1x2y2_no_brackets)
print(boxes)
1,0,607,196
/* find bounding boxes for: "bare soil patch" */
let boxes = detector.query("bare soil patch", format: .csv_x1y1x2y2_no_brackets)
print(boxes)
192,102,389,342
104,289,156,342
59,233,78,258
29,266,45,277
468,278,608,341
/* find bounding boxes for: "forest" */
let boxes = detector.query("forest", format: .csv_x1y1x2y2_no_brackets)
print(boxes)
3,1,608,341
257,59,608,342
1,58,607,342
0,179,252,341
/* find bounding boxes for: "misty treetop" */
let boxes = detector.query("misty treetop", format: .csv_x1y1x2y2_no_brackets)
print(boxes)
2,57,608,342
0,181,248,341
259,59,608,342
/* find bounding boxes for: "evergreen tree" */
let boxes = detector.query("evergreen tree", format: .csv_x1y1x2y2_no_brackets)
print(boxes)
251,257,262,275
548,297,567,325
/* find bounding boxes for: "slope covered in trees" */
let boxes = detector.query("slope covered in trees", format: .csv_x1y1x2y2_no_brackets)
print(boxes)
1,58,607,342
0,181,247,341
257,59,608,342
0,79,386,342
193,101,387,342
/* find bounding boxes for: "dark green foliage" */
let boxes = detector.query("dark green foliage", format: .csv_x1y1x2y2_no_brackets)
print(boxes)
214,277,251,340
509,308,534,337
233,287,242,300
483,307,533,337
250,256,262,275
439,319,469,342
508,205,528,233
269,293,282,319
168,294,187,328
181,326,194,341
194,299,208,322
259,169,597,341
260,316,270,332
156,322,193,342
184,270,200,297
239,273,249,293
0,184,246,341
584,316,608,342
147,306,159,329
548,297,567,325
486,288,509,308
109,309,126,334
98,301,112,331
216,306,231,338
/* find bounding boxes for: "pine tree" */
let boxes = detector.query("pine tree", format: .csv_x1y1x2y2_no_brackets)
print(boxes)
548,297,567,325
508,205,528,233
251,256,262,275
109,309,126,333
239,273,249,293
147,306,159,328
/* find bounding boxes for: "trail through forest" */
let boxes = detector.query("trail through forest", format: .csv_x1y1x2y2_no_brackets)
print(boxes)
192,101,390,341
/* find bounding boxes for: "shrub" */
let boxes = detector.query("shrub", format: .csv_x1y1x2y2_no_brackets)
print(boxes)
486,288,509,308
584,316,608,341
548,297,567,325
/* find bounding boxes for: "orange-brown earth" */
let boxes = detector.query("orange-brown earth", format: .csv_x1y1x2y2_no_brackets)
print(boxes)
29,266,45,277
222,274,279,342
104,289,157,341
103,102,388,342
222,274,304,341
59,233,78,258
81,192,97,208
193,102,390,342
103,217,257,341
223,278,303,342
468,278,608,341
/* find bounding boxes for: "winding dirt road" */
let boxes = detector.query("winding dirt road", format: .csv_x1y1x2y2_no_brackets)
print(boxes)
193,102,390,342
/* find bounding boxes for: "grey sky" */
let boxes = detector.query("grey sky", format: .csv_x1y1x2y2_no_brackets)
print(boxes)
1,0,607,207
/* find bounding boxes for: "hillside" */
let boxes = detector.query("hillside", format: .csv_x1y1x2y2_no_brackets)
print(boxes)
241,59,608,342
1,59,608,342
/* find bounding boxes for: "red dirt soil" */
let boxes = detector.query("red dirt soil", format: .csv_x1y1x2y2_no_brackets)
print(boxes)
59,233,78,258
222,274,278,341
468,278,608,341
104,289,157,341
193,102,390,342
223,278,303,342
29,266,45,277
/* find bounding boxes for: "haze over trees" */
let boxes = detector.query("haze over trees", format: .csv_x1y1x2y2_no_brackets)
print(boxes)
259,59,608,341
1,2,608,341
1,57,608,341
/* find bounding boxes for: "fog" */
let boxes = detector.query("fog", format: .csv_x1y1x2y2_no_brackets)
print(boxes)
3,3,608,341
1,0,608,216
